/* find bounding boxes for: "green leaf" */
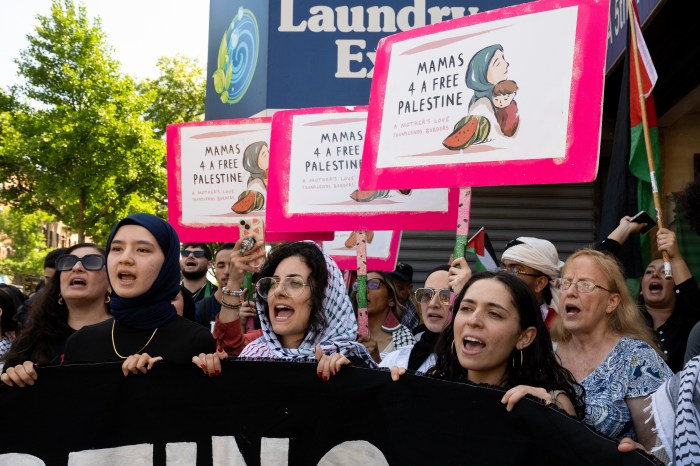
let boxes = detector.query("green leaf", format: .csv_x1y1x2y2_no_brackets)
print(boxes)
212,69,225,94
217,35,228,69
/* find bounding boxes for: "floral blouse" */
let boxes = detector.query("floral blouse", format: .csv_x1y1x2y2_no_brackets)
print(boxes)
579,336,671,441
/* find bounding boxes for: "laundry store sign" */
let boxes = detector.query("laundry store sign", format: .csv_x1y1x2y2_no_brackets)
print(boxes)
205,0,520,120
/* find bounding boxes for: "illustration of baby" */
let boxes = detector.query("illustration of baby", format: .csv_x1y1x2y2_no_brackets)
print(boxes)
231,141,269,214
492,80,519,137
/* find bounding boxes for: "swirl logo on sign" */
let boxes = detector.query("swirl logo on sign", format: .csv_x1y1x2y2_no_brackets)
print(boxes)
212,7,259,104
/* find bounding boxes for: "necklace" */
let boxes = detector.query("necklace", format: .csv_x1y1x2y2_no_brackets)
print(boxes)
189,282,209,301
111,320,158,359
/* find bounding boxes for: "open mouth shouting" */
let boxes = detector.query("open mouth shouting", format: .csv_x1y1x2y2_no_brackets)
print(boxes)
272,303,295,321
646,280,664,296
461,336,486,355
117,270,137,286
68,276,88,288
564,304,581,317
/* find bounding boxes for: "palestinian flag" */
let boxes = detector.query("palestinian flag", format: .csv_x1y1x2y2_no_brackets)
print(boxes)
466,227,498,272
629,1,661,268
599,5,660,278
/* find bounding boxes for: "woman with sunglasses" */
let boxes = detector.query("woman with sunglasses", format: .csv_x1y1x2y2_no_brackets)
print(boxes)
62,214,215,375
380,265,459,377
1,243,111,387
193,240,373,376
353,271,415,363
551,249,671,449
431,271,585,418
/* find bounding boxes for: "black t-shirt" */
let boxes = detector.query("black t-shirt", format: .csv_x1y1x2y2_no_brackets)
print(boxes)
63,317,215,364
641,278,700,372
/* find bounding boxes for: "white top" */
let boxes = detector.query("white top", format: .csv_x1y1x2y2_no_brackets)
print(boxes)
379,345,436,374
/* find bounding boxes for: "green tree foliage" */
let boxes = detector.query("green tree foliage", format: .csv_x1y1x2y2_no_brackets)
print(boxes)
139,54,206,138
0,209,53,279
0,0,166,244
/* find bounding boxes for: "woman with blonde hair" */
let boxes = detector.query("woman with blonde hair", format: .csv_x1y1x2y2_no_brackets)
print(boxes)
552,248,670,449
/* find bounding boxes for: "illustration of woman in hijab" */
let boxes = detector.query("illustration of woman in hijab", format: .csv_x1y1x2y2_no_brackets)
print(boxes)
243,141,269,191
443,44,518,151
466,44,509,111
231,141,268,214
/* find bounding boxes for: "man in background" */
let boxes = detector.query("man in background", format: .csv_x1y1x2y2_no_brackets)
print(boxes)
180,243,216,308
389,262,420,331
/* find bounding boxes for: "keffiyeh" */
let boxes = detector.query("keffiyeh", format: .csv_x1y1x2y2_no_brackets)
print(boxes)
240,243,374,364
651,356,700,465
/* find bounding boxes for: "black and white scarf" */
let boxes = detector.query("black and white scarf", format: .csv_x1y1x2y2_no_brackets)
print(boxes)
651,356,700,465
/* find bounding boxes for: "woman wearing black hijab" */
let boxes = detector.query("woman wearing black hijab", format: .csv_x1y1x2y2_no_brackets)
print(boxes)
64,213,215,375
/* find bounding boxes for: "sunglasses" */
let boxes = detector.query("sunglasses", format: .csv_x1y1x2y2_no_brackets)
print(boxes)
415,288,452,306
56,254,105,272
351,278,385,292
256,276,310,300
180,250,207,258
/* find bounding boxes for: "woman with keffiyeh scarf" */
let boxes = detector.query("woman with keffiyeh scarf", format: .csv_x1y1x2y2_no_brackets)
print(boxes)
193,240,374,377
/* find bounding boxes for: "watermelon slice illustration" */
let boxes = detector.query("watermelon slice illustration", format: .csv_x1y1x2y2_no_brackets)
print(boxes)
442,115,491,150
231,190,265,214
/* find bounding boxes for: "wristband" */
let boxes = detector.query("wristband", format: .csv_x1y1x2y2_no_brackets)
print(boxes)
220,297,242,310
221,286,245,297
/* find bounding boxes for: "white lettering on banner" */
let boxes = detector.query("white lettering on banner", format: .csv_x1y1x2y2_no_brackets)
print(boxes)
0,438,389,465
212,436,247,465
279,0,481,79
166,443,197,465
67,444,153,465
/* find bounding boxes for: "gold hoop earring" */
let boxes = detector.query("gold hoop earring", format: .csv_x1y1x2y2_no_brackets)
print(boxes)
105,294,111,304
520,350,524,367
58,295,64,305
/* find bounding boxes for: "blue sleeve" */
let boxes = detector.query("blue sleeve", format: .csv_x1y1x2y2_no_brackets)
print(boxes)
626,341,672,398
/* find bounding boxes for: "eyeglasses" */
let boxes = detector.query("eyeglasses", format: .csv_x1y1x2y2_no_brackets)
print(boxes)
351,278,385,292
415,287,451,306
500,266,545,278
256,276,310,300
180,250,207,258
554,279,612,293
56,254,105,272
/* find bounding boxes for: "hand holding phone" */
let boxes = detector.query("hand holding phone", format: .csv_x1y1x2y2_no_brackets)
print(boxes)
238,218,266,301
629,211,656,234
238,218,265,269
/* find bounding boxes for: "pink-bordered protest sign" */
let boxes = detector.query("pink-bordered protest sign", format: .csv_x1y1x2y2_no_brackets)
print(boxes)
265,106,458,233
167,119,332,242
322,230,401,272
359,0,609,190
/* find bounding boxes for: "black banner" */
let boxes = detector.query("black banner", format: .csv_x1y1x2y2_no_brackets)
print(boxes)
0,361,660,465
